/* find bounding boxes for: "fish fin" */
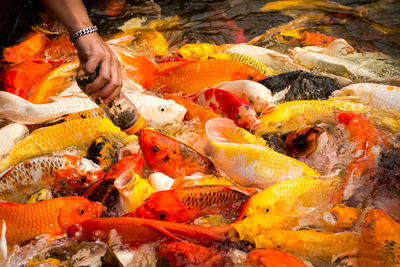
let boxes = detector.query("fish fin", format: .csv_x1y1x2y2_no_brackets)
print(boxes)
328,96,361,102
204,118,240,144
143,223,183,241
0,221,7,262
225,185,260,197
271,86,290,103
101,229,124,267
260,104,276,116
288,207,316,217
157,60,196,73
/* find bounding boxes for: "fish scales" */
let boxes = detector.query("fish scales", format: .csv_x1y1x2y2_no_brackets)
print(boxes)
178,185,247,210
207,141,318,187
27,109,104,131
0,119,124,172
0,155,102,203
211,53,275,76
257,100,400,134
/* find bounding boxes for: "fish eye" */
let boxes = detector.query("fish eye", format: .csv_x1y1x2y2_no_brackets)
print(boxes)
159,105,166,112
265,208,270,213
152,145,160,152
249,97,254,104
78,207,85,215
236,113,241,119
159,213,166,220
244,105,250,110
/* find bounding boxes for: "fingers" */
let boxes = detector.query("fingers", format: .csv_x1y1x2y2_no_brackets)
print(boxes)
75,33,122,102
102,58,122,104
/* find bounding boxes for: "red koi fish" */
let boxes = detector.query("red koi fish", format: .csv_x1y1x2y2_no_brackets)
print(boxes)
132,185,258,223
188,88,261,131
332,111,390,203
139,129,216,178
246,249,307,267
67,217,231,246
158,242,232,267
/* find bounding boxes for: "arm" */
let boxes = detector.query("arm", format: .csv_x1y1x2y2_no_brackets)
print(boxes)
40,0,122,104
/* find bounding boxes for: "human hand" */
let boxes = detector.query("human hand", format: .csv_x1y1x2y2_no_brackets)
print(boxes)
74,32,122,104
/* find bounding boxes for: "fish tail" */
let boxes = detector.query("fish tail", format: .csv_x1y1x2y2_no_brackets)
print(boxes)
0,92,30,122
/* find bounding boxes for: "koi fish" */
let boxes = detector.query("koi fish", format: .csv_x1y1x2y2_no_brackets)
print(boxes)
202,118,318,187
67,217,231,245
158,242,231,267
210,53,274,76
2,32,48,63
332,111,390,203
256,99,400,135
331,83,400,111
213,80,275,113
154,59,266,94
0,119,125,172
177,43,220,60
232,214,298,243
0,196,103,246
0,90,187,128
283,126,327,158
245,176,340,217
188,88,261,131
221,43,309,74
246,249,307,267
164,93,222,136
254,229,359,263
321,204,359,231
0,123,29,158
139,128,216,178
359,209,400,267
114,170,154,213
0,154,103,203
133,185,258,223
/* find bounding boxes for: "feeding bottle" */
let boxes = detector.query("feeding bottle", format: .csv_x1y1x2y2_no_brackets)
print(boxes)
76,68,146,135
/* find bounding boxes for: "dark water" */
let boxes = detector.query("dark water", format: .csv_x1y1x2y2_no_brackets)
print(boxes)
3,0,400,56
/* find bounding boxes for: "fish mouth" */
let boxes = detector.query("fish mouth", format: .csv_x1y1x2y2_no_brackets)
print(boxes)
249,119,262,131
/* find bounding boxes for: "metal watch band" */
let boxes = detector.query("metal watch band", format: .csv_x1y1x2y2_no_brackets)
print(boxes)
69,25,98,43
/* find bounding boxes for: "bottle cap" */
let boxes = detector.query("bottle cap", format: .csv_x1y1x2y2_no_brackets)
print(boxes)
123,115,146,135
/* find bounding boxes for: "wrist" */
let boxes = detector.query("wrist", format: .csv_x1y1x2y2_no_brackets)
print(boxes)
70,26,98,43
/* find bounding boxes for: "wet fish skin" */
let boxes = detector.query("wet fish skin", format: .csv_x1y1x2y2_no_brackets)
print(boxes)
245,176,340,217
139,128,217,178
245,249,307,267
133,185,257,223
154,58,267,94
203,118,318,187
254,229,359,263
331,83,400,111
256,99,400,135
359,209,400,267
0,123,29,158
189,88,261,131
0,155,103,203
0,119,125,172
211,53,275,76
0,196,103,246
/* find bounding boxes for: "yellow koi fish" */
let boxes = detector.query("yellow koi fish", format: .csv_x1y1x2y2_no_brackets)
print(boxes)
0,119,126,172
203,118,318,188
245,176,340,217
254,229,359,263
256,100,400,134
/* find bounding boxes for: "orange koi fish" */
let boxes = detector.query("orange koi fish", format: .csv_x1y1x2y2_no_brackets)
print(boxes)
67,217,231,246
359,209,400,267
0,196,103,246
154,59,267,94
133,185,258,223
246,249,307,267
188,88,261,131
2,32,48,63
332,111,390,203
158,242,231,266
139,129,216,178
164,93,222,136
0,154,103,203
